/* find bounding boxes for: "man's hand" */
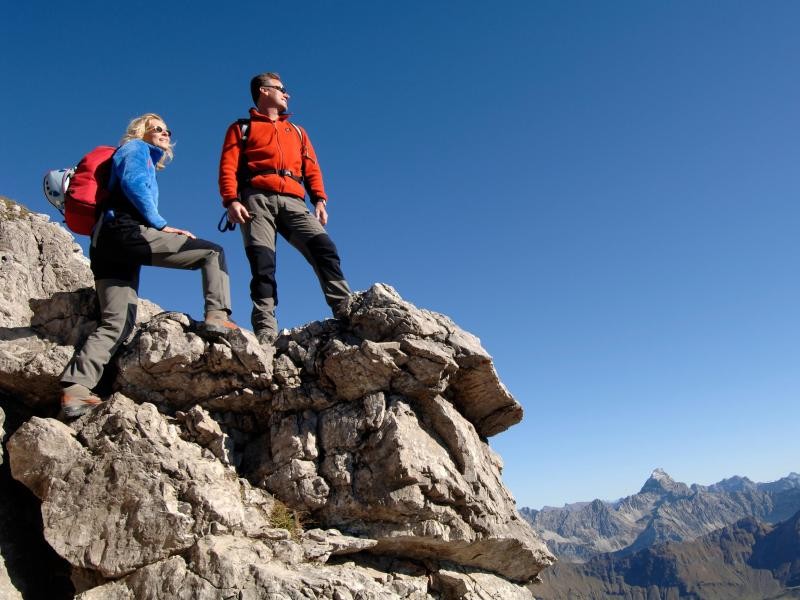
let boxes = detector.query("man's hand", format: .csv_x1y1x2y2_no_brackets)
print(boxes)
162,225,196,239
227,200,251,224
315,201,328,226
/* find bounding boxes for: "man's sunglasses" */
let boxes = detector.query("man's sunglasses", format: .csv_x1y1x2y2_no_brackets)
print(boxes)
261,85,288,95
147,125,172,137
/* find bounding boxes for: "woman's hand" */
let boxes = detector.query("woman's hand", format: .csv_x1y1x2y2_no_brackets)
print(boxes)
162,225,196,239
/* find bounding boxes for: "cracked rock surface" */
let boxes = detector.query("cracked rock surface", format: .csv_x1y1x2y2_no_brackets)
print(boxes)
0,197,160,408
8,395,279,580
108,283,548,582
0,198,553,599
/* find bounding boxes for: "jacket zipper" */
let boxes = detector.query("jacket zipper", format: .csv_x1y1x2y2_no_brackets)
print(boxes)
274,122,286,194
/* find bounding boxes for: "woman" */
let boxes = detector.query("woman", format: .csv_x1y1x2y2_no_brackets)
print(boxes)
60,113,237,419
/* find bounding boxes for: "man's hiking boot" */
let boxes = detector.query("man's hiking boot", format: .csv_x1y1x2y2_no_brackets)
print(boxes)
60,384,102,420
256,331,278,346
200,310,240,340
332,299,350,321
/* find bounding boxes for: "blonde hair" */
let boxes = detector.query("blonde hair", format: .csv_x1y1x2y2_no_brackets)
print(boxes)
119,113,174,169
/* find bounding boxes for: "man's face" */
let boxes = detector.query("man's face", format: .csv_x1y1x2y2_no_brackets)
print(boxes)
259,79,290,112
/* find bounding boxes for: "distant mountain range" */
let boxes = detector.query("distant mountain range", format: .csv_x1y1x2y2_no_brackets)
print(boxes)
532,510,800,600
521,469,800,562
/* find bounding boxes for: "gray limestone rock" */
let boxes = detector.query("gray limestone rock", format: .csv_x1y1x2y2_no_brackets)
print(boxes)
0,197,554,597
343,284,522,437
7,394,277,580
0,199,93,407
307,392,550,582
76,538,433,600
433,566,535,599
300,528,378,562
0,198,93,330
0,197,161,409
176,404,235,466
100,281,550,581
114,312,273,409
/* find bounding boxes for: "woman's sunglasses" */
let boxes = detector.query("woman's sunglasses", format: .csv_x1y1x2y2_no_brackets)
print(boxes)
147,125,173,137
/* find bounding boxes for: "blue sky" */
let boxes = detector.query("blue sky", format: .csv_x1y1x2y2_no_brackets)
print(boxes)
2,1,799,508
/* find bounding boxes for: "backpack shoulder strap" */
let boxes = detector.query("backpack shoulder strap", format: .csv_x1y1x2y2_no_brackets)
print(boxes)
289,122,304,146
235,118,252,187
290,123,308,178
236,118,251,144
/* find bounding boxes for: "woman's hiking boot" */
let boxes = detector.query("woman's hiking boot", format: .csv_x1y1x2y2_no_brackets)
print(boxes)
60,384,102,420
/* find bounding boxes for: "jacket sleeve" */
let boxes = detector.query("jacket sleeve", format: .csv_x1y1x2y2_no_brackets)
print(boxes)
114,141,167,229
219,123,242,206
300,128,327,203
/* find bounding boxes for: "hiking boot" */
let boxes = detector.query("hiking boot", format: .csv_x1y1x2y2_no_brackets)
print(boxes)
332,298,351,321
201,310,240,340
60,384,102,420
256,330,278,346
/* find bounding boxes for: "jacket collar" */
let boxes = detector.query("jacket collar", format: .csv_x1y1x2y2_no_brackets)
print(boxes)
249,107,292,122
144,142,165,163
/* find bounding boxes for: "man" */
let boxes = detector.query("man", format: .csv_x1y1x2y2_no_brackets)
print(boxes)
219,72,351,344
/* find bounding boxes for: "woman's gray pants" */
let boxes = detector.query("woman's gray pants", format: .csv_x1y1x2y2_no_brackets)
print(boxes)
61,218,231,389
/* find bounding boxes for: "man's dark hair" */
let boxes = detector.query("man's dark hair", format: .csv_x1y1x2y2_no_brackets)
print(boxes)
250,72,282,105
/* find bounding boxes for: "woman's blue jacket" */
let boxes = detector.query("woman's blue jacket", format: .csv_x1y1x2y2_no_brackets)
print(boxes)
105,139,167,229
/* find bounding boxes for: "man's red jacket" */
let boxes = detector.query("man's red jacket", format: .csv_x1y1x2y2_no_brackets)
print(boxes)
218,108,327,207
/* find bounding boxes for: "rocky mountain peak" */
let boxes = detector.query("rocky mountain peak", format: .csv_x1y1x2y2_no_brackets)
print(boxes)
639,468,689,496
706,475,757,493
760,472,800,494
0,197,552,599
650,467,671,480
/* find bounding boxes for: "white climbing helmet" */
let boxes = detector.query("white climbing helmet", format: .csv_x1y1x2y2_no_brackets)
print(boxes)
42,168,73,212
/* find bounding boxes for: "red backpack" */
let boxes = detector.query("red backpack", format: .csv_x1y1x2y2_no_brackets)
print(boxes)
42,146,117,235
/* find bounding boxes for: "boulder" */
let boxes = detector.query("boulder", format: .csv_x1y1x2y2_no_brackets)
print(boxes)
7,395,277,581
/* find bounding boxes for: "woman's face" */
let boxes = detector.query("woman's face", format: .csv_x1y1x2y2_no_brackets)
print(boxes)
142,119,172,150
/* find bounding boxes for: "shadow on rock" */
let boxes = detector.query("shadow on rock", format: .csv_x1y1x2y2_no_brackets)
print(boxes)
29,289,99,346
0,394,74,599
